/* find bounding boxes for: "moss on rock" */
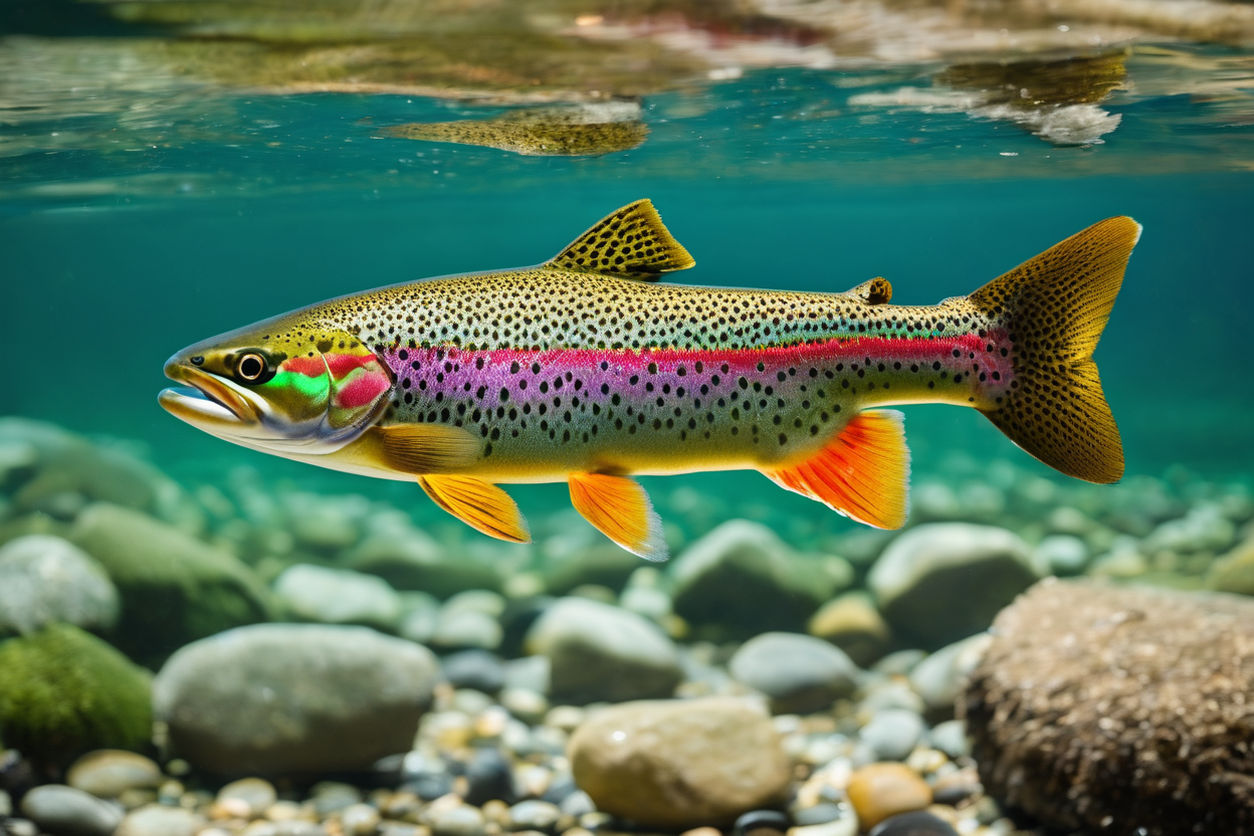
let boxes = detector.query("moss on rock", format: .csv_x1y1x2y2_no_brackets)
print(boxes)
0,624,152,768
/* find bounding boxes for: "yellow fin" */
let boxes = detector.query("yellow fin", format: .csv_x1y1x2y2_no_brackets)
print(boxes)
762,410,910,529
545,199,695,281
969,216,1139,483
845,277,893,305
418,475,530,543
568,472,668,561
372,424,481,474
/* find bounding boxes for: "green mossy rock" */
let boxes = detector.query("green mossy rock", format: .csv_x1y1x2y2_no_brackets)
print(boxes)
69,504,272,664
0,624,152,767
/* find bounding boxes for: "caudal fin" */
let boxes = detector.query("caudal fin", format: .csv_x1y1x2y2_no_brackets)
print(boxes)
969,216,1141,483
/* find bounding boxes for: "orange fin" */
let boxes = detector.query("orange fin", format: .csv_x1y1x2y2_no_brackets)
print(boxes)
418,475,530,543
568,472,668,562
762,409,910,529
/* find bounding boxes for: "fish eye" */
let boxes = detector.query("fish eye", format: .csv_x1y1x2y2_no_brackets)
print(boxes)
235,352,269,383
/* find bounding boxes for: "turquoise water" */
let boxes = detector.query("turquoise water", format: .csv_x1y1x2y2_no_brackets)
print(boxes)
9,73,1254,483
5,63,1253,496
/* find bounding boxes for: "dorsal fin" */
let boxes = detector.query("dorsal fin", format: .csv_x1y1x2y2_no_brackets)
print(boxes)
545,199,695,281
845,277,893,305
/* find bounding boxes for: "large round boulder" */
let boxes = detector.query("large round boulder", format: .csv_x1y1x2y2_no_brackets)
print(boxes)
153,624,439,775
961,579,1254,835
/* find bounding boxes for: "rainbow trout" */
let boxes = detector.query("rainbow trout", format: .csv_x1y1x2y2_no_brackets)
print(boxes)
161,201,1139,560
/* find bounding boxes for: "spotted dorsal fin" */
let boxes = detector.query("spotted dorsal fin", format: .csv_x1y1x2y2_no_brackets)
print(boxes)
546,199,695,281
845,277,893,305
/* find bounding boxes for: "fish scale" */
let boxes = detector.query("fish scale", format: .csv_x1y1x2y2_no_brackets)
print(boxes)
161,199,1140,560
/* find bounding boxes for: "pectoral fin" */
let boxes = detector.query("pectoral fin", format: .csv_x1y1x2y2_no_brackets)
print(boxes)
371,424,482,474
568,472,668,561
762,409,910,529
418,475,530,543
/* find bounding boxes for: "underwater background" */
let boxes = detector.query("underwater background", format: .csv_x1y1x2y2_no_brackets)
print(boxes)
2,2,1254,835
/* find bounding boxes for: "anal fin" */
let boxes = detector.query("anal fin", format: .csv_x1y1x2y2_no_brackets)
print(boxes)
418,475,530,543
568,472,668,561
762,410,910,529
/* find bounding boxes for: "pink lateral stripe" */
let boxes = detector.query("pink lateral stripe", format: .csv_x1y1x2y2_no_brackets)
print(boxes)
473,333,995,371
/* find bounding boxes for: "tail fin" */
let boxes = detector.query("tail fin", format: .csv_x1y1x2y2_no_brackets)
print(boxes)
969,216,1141,483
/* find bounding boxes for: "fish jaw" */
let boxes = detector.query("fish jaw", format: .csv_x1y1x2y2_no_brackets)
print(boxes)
159,355,264,433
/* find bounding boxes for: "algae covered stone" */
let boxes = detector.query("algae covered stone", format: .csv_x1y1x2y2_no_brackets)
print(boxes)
0,624,152,766
69,503,272,663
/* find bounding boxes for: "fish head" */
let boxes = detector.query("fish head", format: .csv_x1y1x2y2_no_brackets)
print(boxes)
159,319,394,455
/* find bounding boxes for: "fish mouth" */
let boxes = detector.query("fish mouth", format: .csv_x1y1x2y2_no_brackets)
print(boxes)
159,361,261,428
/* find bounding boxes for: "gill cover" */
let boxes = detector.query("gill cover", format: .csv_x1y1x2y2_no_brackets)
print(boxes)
270,341,394,445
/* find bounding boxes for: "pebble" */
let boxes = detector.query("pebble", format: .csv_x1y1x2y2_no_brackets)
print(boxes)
907,634,991,714
312,782,361,815
216,777,277,819
860,708,925,761
507,799,562,831
866,810,958,836
428,802,487,836
927,720,969,759
806,591,892,667
339,803,382,836
464,747,517,805
66,750,163,799
115,804,206,836
733,809,790,836
19,784,124,836
845,763,932,830
442,649,506,694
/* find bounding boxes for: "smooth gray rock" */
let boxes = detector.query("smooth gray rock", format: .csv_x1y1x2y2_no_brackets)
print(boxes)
153,623,439,775
859,708,925,761
0,535,118,635
869,523,1039,649
273,563,402,630
525,597,681,703
20,784,122,836
670,520,847,640
729,632,860,714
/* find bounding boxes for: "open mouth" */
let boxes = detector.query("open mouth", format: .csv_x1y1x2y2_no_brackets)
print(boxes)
159,362,260,427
